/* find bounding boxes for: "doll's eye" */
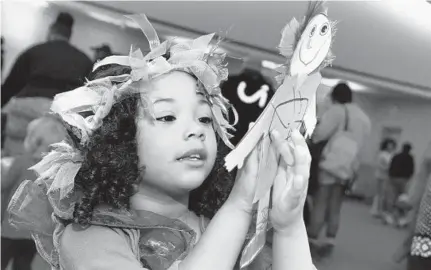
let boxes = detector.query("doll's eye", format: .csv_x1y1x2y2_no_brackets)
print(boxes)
309,25,317,37
320,23,329,35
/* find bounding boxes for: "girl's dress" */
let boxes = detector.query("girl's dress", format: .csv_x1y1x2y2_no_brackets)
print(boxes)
8,180,272,270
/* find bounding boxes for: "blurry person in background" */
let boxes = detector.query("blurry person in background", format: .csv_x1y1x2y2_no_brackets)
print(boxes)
1,12,92,157
370,138,397,218
1,115,66,270
307,82,371,258
392,140,431,269
383,142,415,226
91,43,113,63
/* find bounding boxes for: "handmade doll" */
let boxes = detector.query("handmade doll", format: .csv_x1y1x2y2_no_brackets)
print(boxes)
224,2,336,267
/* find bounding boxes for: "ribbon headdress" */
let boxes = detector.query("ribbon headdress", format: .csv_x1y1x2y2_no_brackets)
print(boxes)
7,14,237,269
52,14,237,149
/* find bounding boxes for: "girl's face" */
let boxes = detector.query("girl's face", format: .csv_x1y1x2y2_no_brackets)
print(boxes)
136,71,217,196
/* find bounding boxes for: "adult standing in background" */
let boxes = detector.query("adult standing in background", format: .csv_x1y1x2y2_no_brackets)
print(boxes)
307,83,371,258
1,12,92,156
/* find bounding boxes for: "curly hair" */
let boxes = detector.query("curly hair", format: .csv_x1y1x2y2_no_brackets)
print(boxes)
68,64,235,225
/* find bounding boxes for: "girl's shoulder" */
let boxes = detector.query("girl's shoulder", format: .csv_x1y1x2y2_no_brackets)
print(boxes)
60,223,143,270
61,223,139,253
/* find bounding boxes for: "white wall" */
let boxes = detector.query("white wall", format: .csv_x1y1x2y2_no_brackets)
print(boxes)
320,91,431,168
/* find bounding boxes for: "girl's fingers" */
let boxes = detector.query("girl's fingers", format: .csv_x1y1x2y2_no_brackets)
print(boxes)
270,130,294,165
291,129,311,165
273,158,288,201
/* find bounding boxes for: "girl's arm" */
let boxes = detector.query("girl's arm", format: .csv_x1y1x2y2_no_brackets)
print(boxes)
180,123,260,270
179,123,258,270
272,221,315,270
179,199,252,270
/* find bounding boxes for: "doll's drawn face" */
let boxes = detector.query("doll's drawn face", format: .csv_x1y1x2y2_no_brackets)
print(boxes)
136,71,217,195
295,14,331,73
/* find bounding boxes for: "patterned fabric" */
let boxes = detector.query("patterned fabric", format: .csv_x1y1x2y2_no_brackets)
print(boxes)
415,180,431,238
411,236,431,258
412,171,431,258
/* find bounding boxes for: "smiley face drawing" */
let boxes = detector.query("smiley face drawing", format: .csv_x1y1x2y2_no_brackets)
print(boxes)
290,13,333,76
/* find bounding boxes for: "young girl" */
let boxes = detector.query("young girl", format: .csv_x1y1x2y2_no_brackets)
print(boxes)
8,14,314,270
370,138,397,218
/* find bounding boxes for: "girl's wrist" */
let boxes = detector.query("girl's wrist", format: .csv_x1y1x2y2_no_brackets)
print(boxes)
273,219,306,237
225,196,254,217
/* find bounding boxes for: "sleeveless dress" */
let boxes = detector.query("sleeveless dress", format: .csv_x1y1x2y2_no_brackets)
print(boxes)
8,180,272,270
57,208,273,270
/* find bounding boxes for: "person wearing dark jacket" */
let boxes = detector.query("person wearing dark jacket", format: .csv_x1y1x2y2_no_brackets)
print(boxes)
383,143,415,226
1,12,92,156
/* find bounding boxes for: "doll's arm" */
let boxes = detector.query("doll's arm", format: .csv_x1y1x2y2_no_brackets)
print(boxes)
179,199,252,270
272,221,316,270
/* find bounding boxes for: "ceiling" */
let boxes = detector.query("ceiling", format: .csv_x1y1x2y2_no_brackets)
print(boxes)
71,1,431,97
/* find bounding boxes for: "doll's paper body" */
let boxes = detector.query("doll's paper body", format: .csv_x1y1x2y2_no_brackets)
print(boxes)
236,72,321,269
225,72,321,203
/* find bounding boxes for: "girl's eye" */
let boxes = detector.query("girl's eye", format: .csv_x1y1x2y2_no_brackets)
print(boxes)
156,115,176,122
199,117,213,124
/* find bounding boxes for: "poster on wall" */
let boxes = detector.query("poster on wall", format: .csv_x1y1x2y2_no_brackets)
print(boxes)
221,68,274,146
380,126,402,148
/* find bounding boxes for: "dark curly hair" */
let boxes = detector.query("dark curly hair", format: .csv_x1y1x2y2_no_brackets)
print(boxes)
68,64,235,225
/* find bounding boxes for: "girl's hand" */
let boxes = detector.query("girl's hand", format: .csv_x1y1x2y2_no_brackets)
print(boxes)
270,129,311,233
227,123,259,214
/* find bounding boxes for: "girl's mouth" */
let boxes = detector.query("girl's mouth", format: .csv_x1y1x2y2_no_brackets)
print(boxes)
177,148,208,167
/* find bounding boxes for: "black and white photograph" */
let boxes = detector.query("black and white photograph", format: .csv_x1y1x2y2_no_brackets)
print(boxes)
1,1,431,270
